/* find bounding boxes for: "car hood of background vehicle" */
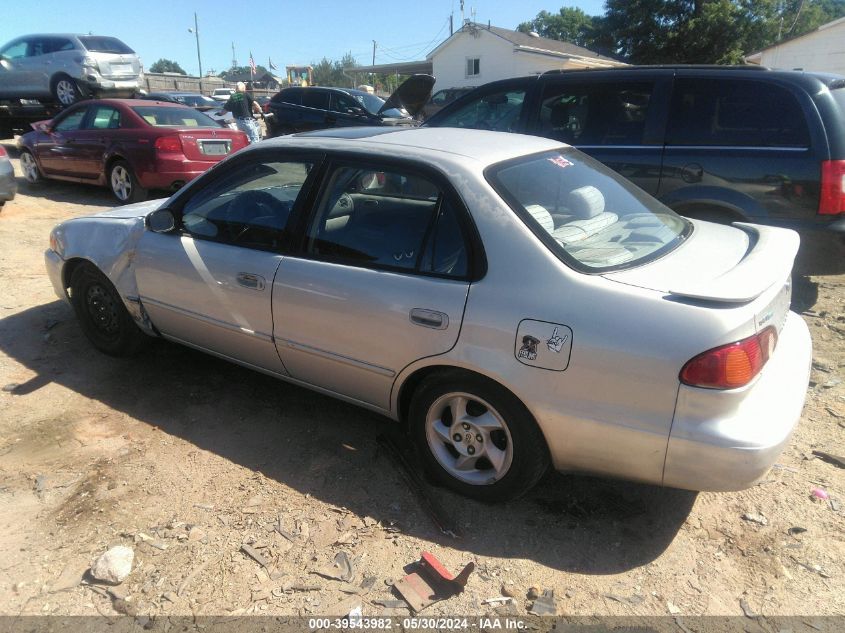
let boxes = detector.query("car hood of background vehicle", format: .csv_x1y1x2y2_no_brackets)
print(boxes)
92,198,168,220
603,220,799,303
378,74,436,118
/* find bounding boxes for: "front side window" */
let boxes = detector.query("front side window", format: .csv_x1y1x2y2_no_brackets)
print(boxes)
433,89,526,133
331,94,362,114
306,164,469,277
666,78,810,147
131,106,218,128
538,81,654,146
87,106,120,129
487,149,690,271
466,58,481,77
181,160,314,251
54,108,87,132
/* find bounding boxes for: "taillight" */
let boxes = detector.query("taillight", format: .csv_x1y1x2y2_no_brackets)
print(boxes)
680,327,778,389
0,145,6,157
819,160,845,215
154,135,182,153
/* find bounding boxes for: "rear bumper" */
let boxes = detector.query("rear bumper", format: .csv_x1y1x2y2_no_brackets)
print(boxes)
137,156,217,190
663,311,812,491
0,161,16,203
79,72,142,97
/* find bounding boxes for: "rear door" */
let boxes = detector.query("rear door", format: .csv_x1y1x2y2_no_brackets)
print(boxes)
299,90,331,131
135,152,322,374
528,72,672,195
657,75,823,224
272,157,478,410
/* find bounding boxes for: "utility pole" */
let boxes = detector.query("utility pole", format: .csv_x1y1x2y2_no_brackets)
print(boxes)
193,13,202,78
231,42,237,70
372,40,377,66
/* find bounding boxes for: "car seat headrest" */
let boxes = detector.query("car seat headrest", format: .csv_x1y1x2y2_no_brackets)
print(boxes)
567,185,605,219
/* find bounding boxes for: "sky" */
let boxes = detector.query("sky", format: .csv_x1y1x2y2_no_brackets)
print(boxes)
1,0,606,76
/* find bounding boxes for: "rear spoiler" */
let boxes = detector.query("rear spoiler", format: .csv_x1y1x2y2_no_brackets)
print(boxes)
667,223,798,303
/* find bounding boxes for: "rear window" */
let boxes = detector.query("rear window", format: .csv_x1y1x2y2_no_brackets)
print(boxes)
667,78,810,147
487,149,690,272
131,106,218,128
78,36,134,54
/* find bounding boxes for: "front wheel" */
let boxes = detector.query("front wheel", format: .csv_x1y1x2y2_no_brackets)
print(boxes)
69,263,149,356
108,160,147,203
410,372,550,502
19,149,43,184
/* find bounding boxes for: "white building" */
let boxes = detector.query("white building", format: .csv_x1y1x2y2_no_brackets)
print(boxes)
745,17,845,75
427,22,626,89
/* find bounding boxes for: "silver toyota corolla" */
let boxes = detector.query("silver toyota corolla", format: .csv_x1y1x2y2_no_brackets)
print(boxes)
45,127,812,501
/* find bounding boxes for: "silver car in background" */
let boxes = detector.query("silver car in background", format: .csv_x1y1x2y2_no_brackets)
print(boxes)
0,34,142,106
44,128,812,501
0,144,16,208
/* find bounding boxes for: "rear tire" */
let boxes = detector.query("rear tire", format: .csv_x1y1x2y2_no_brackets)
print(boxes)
51,74,84,106
409,371,550,502
69,263,148,357
19,149,43,184
108,160,147,203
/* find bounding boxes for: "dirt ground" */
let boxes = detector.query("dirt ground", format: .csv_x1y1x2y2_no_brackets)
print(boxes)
0,137,843,623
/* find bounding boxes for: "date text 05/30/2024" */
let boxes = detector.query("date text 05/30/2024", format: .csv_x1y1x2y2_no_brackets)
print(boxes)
307,617,527,630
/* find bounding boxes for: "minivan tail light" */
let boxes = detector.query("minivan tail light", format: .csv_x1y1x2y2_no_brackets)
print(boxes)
154,135,182,153
819,160,845,215
680,327,778,389
0,145,7,157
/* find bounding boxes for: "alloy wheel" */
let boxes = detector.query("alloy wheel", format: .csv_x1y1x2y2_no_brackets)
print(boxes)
20,152,39,183
55,79,78,106
110,165,132,201
424,392,514,486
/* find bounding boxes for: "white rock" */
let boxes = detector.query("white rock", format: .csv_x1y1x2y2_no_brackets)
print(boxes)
91,546,134,584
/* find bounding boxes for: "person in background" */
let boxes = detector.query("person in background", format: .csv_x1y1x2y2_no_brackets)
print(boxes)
224,82,262,143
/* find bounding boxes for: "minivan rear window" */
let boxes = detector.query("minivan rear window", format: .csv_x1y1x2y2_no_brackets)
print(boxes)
487,149,690,272
78,36,134,54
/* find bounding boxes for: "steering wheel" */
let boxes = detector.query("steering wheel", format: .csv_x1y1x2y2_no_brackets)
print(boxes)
225,190,287,242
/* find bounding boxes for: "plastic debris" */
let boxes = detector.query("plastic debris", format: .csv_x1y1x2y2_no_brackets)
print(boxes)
528,589,557,616
742,513,768,526
811,488,830,501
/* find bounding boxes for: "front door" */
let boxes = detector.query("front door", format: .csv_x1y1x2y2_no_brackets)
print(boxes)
36,105,89,176
273,159,475,410
135,154,320,374
69,104,122,178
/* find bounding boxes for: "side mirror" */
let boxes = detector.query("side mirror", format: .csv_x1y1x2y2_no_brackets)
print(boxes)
34,121,52,134
146,208,177,233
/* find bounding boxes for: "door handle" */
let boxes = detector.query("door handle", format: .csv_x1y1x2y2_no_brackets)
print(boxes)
681,163,704,183
236,272,265,290
409,308,448,330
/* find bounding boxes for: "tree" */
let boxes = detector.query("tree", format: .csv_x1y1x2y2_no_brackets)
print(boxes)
310,53,357,87
149,58,186,74
219,65,270,80
517,7,597,48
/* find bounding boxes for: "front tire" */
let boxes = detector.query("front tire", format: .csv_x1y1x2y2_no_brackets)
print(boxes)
69,263,148,356
410,372,550,502
108,160,147,203
19,149,43,184
51,74,83,106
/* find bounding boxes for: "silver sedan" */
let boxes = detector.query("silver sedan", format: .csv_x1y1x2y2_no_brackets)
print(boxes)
45,128,812,501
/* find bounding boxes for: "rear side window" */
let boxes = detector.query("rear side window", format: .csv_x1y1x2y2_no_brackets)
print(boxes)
306,164,470,277
667,79,810,147
538,81,655,146
433,89,526,133
87,106,120,129
274,90,302,105
302,91,329,110
78,36,134,54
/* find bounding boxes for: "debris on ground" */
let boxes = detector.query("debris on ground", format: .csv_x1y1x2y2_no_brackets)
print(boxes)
811,488,830,501
667,601,681,615
90,546,134,584
787,526,808,537
528,589,557,616
739,597,758,618
501,583,517,598
377,434,461,538
313,551,354,583
741,512,768,526
393,551,474,612
527,587,540,600
812,450,845,469
482,597,514,606
48,560,89,593
240,543,270,568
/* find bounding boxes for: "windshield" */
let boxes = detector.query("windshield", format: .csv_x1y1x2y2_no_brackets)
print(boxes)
487,149,690,272
131,106,219,128
352,93,406,118
78,36,134,54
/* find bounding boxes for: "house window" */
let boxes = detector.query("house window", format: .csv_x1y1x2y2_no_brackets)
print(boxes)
466,58,480,77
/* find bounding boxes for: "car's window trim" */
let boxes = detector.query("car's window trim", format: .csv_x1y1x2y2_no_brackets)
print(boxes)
288,152,486,282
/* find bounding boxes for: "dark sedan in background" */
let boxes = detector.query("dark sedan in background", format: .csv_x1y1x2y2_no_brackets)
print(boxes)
265,74,434,136
17,99,248,202
141,92,220,111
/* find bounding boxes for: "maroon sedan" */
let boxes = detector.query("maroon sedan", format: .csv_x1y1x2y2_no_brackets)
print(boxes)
17,99,248,203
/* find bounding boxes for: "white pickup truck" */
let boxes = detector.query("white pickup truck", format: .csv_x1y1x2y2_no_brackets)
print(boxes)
211,88,235,102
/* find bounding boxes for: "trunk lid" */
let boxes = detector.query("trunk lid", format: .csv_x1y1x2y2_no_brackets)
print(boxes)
604,221,799,304
169,128,248,161
377,74,436,118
